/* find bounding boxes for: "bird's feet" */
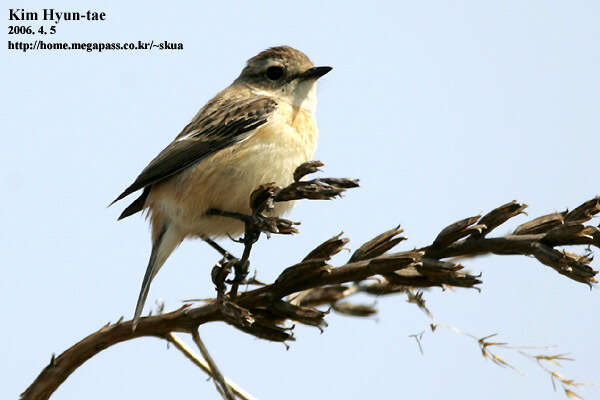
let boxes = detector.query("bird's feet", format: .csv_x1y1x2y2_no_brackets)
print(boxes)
210,255,251,300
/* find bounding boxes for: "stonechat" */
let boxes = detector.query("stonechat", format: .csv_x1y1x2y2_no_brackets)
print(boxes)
110,46,331,328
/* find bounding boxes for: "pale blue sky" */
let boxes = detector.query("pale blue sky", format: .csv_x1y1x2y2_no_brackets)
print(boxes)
3,1,599,399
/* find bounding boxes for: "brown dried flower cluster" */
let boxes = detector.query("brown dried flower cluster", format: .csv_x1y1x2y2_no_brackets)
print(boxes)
22,162,598,400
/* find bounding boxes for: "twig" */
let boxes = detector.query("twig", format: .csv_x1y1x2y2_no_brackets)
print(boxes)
190,329,236,400
405,287,588,398
167,333,255,400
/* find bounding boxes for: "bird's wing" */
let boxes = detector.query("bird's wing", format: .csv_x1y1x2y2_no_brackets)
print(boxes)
111,95,277,208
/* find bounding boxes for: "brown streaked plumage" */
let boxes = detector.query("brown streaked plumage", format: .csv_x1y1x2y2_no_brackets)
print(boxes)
110,46,331,329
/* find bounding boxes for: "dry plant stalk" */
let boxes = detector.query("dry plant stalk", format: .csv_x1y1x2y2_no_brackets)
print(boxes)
22,161,599,400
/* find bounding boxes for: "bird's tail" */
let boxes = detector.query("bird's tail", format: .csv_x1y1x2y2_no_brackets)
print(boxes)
132,225,182,330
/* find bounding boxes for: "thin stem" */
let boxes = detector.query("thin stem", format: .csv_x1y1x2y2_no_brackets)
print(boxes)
167,333,255,400
229,235,254,297
190,329,236,400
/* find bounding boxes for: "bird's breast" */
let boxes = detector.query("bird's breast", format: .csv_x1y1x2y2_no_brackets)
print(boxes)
148,102,318,238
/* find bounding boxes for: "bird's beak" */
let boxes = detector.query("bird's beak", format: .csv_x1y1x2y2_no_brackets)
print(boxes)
297,66,333,81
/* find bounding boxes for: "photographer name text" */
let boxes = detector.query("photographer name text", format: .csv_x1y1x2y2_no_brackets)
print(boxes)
9,8,106,23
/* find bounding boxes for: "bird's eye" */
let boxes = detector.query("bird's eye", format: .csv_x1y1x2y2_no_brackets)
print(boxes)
265,66,284,81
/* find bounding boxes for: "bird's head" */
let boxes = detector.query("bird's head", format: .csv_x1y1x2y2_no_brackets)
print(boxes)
234,46,332,112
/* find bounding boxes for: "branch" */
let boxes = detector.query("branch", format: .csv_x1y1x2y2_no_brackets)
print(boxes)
22,162,598,400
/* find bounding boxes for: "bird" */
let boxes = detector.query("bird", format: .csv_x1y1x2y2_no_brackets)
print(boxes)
110,46,331,329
